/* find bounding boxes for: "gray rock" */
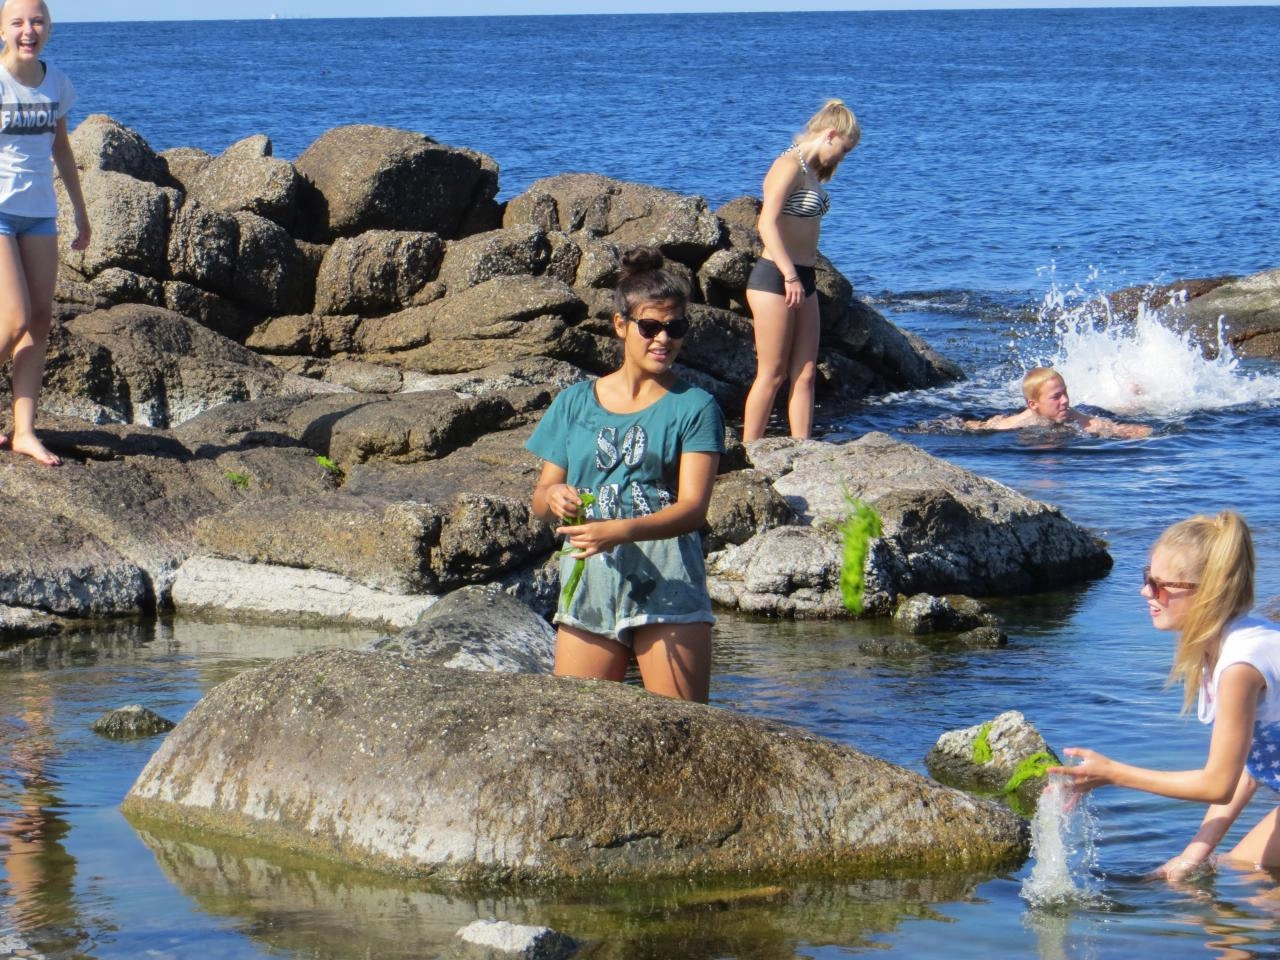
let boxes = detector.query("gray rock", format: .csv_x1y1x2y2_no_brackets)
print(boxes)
187,134,302,229
717,435,1112,614
124,649,1028,883
70,113,171,185
92,704,176,739
245,312,363,356
893,593,1000,635
454,919,578,960
925,710,1058,812
504,173,724,265
171,555,435,628
437,224,552,292
158,145,214,191
54,304,308,427
314,230,445,316
229,211,315,316
320,359,403,394
295,124,499,241
1180,267,1280,360
0,603,63,639
366,584,555,673
704,469,794,552
59,169,172,278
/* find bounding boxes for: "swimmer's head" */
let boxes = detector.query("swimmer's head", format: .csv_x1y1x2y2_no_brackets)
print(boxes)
1023,367,1071,421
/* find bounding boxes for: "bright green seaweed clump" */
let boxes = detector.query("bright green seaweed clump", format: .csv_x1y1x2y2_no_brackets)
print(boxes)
559,491,598,610
838,495,882,614
1001,750,1057,795
971,721,994,764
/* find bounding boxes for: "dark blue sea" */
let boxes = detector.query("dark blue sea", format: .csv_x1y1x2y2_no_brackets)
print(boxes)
4,7,1280,959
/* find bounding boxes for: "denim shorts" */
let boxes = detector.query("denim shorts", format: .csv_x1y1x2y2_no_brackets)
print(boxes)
0,212,57,237
555,534,715,647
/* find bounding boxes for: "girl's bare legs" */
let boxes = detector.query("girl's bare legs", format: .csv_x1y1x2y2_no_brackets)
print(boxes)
554,624,630,682
743,288,793,442
633,622,712,703
785,293,821,439
1223,807,1280,868
1,233,60,465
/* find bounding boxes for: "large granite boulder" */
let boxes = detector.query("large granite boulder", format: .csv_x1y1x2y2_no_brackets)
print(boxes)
69,113,172,186
294,124,500,242
1179,267,1280,359
184,134,302,230
707,435,1112,617
124,649,1028,883
504,173,725,266
313,229,445,317
46,303,314,427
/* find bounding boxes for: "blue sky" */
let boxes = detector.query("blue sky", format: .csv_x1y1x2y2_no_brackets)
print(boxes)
52,0,1278,23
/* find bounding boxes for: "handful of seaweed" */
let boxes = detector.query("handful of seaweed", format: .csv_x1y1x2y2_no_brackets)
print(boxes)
559,491,597,610
838,494,882,614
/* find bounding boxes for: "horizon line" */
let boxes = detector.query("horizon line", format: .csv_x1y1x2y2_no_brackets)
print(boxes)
55,1,1280,24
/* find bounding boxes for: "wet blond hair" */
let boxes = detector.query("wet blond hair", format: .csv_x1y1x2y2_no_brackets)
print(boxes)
1022,367,1064,405
796,99,860,182
1157,510,1256,713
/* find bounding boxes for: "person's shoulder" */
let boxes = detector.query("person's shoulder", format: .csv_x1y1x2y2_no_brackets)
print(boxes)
668,378,721,411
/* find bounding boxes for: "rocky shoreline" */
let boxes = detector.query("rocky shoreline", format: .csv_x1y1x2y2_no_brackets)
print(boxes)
5,117,1276,888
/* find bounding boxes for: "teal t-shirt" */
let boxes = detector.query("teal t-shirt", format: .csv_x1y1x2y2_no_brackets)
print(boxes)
526,378,725,520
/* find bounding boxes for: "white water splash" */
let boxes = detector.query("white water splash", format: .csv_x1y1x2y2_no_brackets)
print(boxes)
1018,282,1280,420
1020,774,1105,909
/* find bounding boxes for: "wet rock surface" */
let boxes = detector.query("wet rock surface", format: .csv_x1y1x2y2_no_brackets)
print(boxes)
124,649,1029,884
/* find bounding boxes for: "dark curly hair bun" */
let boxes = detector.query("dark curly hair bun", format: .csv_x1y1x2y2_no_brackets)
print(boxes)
614,246,689,317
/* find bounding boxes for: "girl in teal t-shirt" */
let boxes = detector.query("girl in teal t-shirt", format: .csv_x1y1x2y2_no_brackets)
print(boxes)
527,247,725,702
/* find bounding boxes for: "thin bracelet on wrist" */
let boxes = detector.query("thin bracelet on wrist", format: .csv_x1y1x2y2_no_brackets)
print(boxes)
785,275,799,283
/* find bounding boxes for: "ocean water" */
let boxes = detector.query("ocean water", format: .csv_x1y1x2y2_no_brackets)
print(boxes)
4,7,1280,960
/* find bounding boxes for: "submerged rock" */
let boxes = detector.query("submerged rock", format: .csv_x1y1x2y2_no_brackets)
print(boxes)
454,919,578,960
124,650,1028,884
92,704,176,739
365,584,555,673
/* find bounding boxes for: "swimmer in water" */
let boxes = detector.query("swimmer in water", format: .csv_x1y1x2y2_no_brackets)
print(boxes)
962,367,1151,439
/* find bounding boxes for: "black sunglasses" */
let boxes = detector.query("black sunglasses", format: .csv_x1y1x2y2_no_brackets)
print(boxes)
628,315,690,340
1142,566,1198,597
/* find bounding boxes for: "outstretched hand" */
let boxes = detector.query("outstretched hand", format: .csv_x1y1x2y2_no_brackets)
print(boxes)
1048,746,1114,796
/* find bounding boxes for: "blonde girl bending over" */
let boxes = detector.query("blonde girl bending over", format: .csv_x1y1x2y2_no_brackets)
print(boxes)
1054,511,1280,880
742,98,859,442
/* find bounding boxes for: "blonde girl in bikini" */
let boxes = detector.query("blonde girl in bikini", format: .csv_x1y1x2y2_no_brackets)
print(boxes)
742,99,859,442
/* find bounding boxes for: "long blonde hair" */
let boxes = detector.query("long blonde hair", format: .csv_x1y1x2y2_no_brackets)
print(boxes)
1160,510,1255,712
795,99,860,182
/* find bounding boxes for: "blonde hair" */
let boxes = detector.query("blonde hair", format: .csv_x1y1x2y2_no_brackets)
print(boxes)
1021,367,1063,405
1158,510,1256,713
796,99,860,182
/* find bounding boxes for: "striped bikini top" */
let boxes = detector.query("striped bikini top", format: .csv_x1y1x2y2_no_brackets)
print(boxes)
780,146,830,219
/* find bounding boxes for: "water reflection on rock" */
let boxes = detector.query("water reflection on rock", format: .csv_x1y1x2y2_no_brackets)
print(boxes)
134,820,997,960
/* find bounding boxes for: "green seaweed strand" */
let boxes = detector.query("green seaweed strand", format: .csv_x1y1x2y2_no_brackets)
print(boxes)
971,722,994,764
838,494,882,614
1001,750,1056,794
559,491,597,611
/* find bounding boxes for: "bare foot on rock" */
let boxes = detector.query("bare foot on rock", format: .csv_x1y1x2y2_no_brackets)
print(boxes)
9,433,61,466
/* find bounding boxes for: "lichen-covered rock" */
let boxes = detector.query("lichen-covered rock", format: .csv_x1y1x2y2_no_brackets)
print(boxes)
365,584,555,673
1180,267,1280,360
92,704,176,739
186,134,302,229
314,230,445,317
124,649,1028,883
711,435,1112,616
70,113,171,185
925,710,1058,812
704,469,795,553
295,124,499,241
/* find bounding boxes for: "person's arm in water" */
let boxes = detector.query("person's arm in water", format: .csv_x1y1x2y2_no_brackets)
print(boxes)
962,409,1037,430
1052,663,1263,803
1156,770,1257,880
1068,410,1153,439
